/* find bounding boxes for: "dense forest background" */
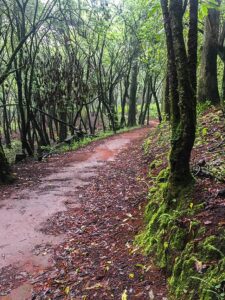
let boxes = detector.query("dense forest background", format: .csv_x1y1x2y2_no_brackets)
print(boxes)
0,0,224,184
0,0,164,168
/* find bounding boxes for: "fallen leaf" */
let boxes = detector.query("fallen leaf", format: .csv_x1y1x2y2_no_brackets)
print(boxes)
204,220,212,225
129,273,134,279
149,289,155,299
121,289,128,300
85,283,103,290
64,286,70,295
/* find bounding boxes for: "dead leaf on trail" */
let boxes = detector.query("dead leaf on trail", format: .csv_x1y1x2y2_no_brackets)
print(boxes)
135,263,146,270
85,283,104,290
121,289,128,300
204,220,212,225
149,289,155,299
64,286,70,295
126,213,133,218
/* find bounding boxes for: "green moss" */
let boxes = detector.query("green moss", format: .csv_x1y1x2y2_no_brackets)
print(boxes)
199,235,225,260
156,167,169,183
149,159,163,170
137,167,225,300
138,108,225,300
137,179,192,271
169,236,225,300
168,233,225,300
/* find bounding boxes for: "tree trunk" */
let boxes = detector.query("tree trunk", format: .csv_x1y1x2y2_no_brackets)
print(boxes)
168,0,197,192
128,61,138,127
2,87,11,148
16,68,33,155
141,81,152,125
160,0,198,197
120,77,130,128
160,0,180,128
153,91,162,123
0,138,12,184
222,63,225,103
162,70,170,118
188,0,198,95
59,110,67,142
139,74,148,125
198,2,220,105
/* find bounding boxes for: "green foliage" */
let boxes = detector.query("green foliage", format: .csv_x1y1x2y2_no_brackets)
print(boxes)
139,106,225,300
197,101,212,115
137,177,225,300
41,126,141,156
169,234,225,300
4,141,22,164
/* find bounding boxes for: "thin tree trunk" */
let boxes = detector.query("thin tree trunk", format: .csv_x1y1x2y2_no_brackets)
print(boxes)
198,1,220,104
2,87,11,148
0,138,12,184
128,61,138,127
160,0,180,127
139,75,148,125
162,70,170,118
153,91,162,123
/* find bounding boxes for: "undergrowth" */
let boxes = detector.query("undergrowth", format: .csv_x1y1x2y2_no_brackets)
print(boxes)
138,106,225,300
42,126,141,155
4,126,141,163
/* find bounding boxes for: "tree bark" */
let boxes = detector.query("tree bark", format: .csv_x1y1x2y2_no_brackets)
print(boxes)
160,0,198,197
168,0,197,191
0,137,12,184
128,61,138,127
162,70,170,118
198,2,220,105
2,86,11,148
188,0,198,96
160,0,180,127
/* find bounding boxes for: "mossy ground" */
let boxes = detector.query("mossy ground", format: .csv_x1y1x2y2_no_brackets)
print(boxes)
138,107,225,300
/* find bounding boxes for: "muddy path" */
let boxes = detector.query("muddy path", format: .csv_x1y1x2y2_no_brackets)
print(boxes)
0,126,167,300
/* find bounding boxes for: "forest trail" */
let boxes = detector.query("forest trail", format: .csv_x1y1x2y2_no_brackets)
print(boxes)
0,125,167,300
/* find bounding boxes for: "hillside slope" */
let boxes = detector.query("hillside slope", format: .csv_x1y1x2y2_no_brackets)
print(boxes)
140,107,225,300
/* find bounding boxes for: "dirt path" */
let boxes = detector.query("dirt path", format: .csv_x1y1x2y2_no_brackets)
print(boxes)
0,126,167,300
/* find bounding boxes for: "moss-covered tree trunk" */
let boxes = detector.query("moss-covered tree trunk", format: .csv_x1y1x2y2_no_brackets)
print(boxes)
222,63,225,103
188,0,198,95
160,0,180,129
162,70,170,119
160,0,198,197
198,2,220,105
168,0,196,192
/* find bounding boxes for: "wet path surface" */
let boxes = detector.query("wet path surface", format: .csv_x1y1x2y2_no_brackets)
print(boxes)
0,128,156,299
